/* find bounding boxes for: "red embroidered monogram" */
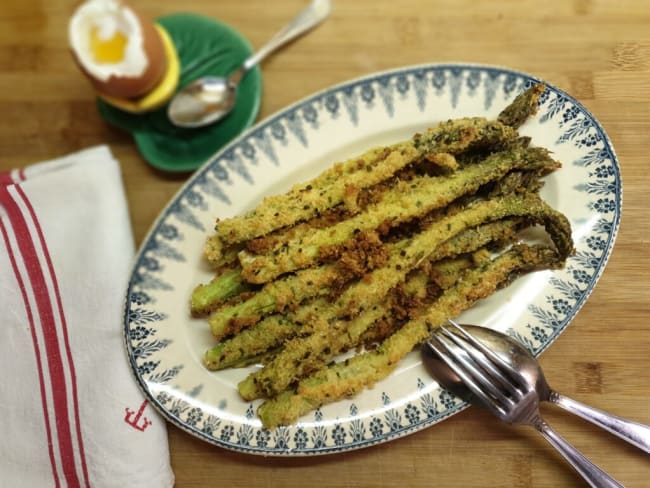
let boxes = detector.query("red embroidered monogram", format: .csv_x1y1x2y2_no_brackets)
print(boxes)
125,400,153,432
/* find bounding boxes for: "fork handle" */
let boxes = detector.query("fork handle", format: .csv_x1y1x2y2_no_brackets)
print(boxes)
533,417,624,488
550,391,650,454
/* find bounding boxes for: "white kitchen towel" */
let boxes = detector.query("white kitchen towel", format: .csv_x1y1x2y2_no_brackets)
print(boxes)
0,146,174,488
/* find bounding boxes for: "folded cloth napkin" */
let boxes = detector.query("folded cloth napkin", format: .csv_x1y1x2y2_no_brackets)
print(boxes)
0,146,174,488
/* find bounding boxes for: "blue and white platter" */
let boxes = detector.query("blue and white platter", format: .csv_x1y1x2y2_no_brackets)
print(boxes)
123,63,622,455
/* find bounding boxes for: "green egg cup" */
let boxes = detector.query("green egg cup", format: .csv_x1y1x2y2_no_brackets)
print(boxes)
97,13,262,173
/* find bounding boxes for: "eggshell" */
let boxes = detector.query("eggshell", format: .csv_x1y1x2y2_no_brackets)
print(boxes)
97,25,180,113
70,3,168,99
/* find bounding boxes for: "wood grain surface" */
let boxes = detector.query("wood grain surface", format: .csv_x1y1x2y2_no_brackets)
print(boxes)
1,0,649,486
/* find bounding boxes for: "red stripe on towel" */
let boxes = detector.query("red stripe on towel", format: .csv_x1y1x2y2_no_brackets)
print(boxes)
0,184,87,487
15,185,91,488
0,214,61,488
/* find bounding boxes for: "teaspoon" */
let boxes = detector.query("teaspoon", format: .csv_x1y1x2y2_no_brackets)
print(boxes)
168,0,332,128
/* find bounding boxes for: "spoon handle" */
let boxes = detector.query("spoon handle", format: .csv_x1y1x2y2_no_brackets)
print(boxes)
241,0,332,74
550,391,650,454
532,416,624,488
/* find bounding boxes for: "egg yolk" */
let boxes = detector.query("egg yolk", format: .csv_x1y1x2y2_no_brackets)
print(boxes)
90,27,128,63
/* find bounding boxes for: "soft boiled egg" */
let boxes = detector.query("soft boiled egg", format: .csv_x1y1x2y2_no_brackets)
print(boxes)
68,0,168,99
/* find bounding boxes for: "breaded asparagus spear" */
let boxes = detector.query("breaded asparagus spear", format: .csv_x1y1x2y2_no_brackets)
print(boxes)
429,218,523,260
239,147,560,283
208,204,356,268
216,144,414,245
190,268,249,316
203,237,244,269
203,219,522,371
213,118,517,248
207,264,343,340
256,244,565,428
498,84,546,129
489,170,545,197
203,313,299,370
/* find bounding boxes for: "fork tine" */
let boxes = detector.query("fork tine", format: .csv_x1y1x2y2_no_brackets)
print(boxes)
447,319,529,392
438,325,523,399
434,330,514,406
428,333,511,416
426,337,507,418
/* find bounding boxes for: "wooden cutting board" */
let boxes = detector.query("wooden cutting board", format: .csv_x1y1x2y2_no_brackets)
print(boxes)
0,0,648,486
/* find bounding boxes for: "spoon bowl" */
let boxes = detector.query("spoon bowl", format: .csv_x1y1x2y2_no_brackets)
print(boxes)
168,76,237,128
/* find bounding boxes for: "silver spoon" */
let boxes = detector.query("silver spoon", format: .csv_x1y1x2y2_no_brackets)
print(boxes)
168,0,332,128
424,323,650,453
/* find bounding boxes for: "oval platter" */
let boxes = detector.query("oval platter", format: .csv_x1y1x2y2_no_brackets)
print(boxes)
123,63,622,455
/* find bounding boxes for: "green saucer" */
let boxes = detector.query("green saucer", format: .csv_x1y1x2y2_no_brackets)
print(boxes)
97,13,262,173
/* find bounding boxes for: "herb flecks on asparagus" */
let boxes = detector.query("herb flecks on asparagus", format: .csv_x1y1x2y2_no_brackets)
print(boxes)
212,118,516,252
191,84,576,428
239,146,560,284
257,244,564,428
202,219,521,372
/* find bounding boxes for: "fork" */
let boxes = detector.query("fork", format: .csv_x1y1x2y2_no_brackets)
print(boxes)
427,321,624,488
